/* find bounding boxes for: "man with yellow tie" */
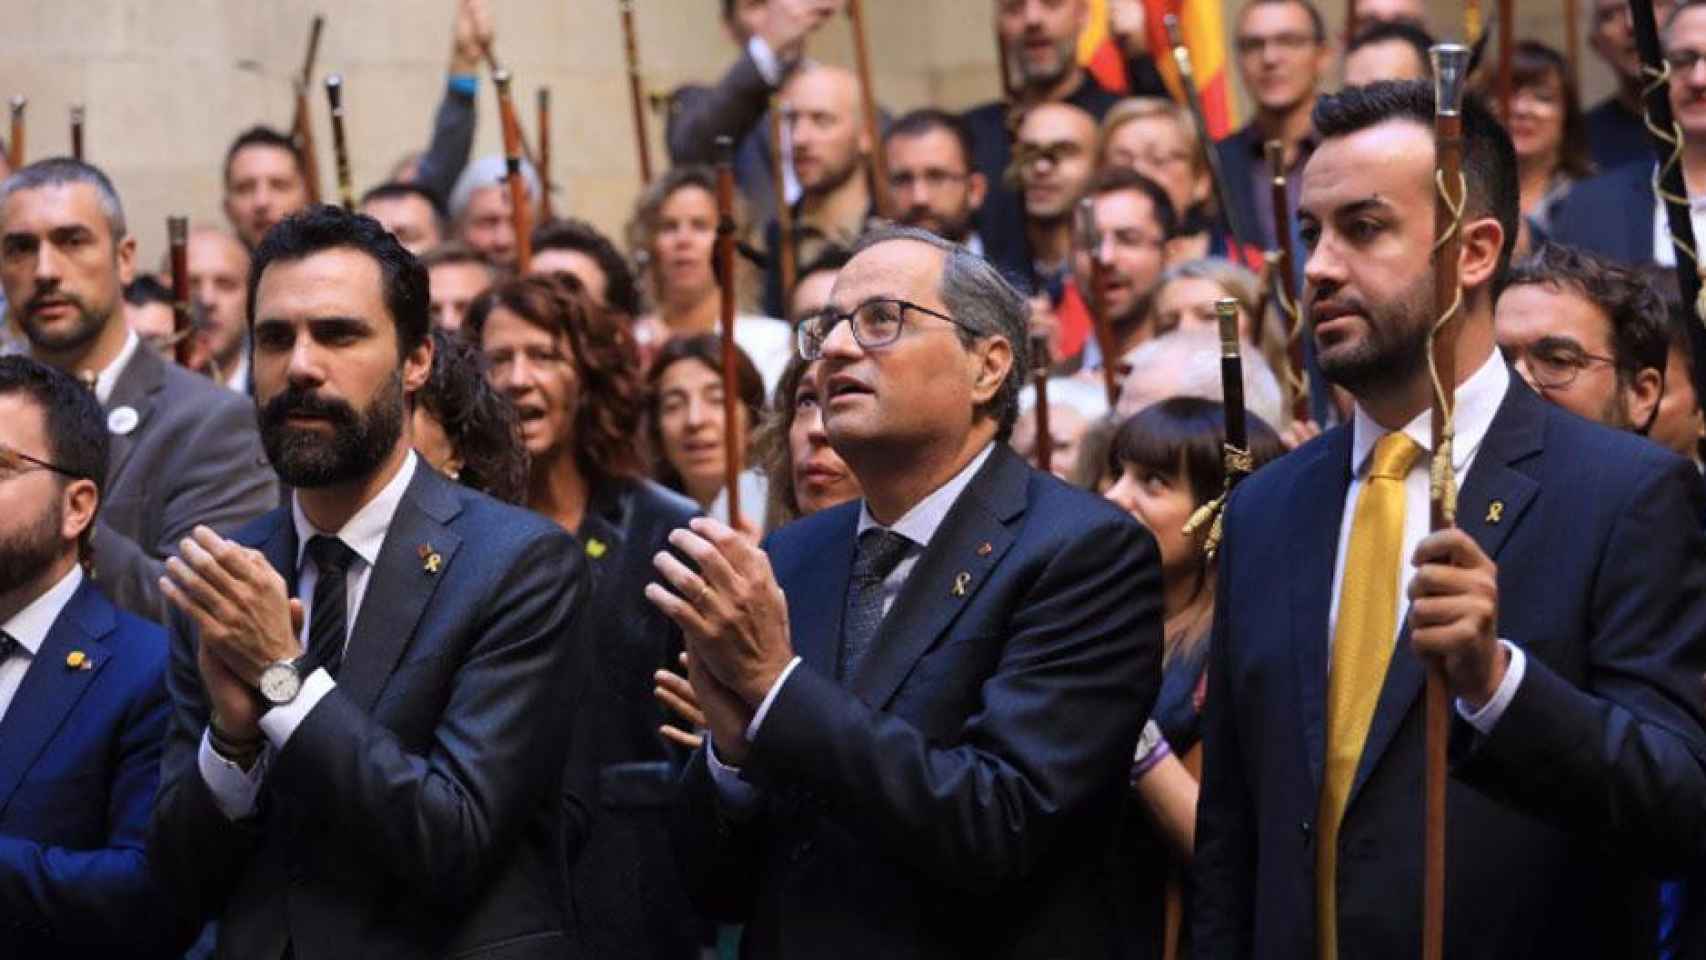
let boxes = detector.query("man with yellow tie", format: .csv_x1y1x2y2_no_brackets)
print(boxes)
1193,79,1706,959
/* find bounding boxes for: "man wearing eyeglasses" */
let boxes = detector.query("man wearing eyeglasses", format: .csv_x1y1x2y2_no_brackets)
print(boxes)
882,109,987,251
1070,166,1177,372
0,356,189,957
1494,244,1668,434
1586,0,1676,175
652,225,1162,957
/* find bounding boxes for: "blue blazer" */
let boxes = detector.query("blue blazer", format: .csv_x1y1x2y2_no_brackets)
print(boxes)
1194,375,1706,959
0,578,184,958
1547,162,1655,267
672,443,1165,958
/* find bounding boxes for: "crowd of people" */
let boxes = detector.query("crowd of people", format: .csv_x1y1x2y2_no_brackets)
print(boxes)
4,0,1706,958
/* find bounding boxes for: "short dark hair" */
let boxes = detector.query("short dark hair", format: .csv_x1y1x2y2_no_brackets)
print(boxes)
360,180,448,221
883,108,977,172
1507,244,1670,382
419,240,496,273
530,218,643,318
1312,80,1520,295
123,273,173,308
224,125,306,187
646,333,765,495
247,205,431,357
797,245,852,284
1087,166,1179,241
1346,19,1436,74
1240,0,1327,43
0,355,110,563
0,157,128,239
416,326,528,504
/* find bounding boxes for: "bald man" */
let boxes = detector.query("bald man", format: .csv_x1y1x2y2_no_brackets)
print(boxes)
161,226,252,392
1353,0,1427,27
1014,102,1098,286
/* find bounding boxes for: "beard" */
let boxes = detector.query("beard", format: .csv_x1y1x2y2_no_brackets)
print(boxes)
260,372,406,488
0,497,66,596
19,291,107,354
802,148,862,198
1015,33,1076,89
898,205,974,244
1312,273,1434,396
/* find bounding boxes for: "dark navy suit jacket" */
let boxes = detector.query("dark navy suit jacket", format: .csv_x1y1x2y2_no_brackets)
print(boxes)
1547,162,1656,267
0,578,184,958
672,443,1164,958
1194,375,1706,959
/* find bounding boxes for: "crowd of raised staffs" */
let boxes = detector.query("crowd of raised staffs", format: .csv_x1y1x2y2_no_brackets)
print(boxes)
5,0,1706,957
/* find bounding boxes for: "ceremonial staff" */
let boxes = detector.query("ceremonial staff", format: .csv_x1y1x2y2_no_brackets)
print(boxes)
1565,0,1581,91
494,69,534,274
1181,299,1252,559
537,87,555,220
1265,140,1309,423
9,97,25,170
1031,335,1053,474
168,216,197,369
995,22,1019,103
1077,198,1121,407
1496,0,1514,121
620,0,655,184
1164,15,1254,254
1631,0,1706,400
714,135,745,530
1423,42,1472,960
324,74,355,212
769,95,797,307
70,104,84,162
291,15,326,206
846,0,894,218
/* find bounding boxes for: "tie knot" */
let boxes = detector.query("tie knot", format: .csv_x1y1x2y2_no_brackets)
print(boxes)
306,535,358,576
0,630,16,660
853,529,913,582
1368,432,1423,481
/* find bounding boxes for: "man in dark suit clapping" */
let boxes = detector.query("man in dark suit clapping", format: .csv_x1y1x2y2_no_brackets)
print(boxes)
650,225,1164,958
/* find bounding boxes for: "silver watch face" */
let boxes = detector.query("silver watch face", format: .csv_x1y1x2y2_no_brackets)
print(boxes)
259,661,301,705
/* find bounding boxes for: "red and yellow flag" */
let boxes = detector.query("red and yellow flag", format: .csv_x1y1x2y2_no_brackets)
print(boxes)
1078,0,1238,140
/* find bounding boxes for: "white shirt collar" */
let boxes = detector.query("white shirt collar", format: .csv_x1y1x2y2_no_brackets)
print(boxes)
1,565,85,657
964,232,986,258
223,350,250,393
1349,349,1510,478
856,442,995,547
92,330,141,406
291,450,419,570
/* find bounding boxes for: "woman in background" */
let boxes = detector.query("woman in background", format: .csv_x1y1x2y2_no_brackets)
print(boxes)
648,333,769,530
411,326,528,504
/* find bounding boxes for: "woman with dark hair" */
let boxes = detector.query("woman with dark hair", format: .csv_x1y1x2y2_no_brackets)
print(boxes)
1507,40,1593,245
647,332,769,529
1099,397,1284,957
466,272,705,960
753,353,862,530
411,327,528,504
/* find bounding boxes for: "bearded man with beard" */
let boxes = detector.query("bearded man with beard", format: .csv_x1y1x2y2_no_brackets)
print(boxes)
0,158,274,623
882,109,988,250
1070,166,1174,373
1193,80,1706,960
149,206,589,959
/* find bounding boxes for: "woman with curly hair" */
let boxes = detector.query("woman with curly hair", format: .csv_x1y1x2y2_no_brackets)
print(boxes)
411,326,528,504
466,271,705,960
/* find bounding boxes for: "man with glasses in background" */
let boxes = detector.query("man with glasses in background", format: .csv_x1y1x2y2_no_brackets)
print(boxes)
883,109,988,252
1071,167,1177,373
653,225,1163,956
1586,0,1676,174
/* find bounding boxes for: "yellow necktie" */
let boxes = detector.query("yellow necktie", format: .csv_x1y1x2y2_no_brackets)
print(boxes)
1316,431,1423,960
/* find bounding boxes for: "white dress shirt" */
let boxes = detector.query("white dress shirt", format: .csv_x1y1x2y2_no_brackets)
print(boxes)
1330,351,1525,732
198,451,419,819
0,565,84,725
91,330,140,406
708,443,996,805
222,350,250,394
1652,166,1706,269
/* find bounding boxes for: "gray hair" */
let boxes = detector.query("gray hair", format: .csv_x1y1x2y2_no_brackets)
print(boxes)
850,225,1032,441
1116,327,1284,428
0,157,127,239
448,154,541,221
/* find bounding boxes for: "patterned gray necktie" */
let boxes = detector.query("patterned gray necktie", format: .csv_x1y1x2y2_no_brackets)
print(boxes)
838,529,914,684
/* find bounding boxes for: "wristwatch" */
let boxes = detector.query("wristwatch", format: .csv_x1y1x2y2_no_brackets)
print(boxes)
258,657,307,707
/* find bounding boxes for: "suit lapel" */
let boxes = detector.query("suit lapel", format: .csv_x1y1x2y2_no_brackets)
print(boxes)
0,581,114,815
102,344,166,486
852,446,1027,710
787,505,858,678
1290,428,1354,790
337,467,463,712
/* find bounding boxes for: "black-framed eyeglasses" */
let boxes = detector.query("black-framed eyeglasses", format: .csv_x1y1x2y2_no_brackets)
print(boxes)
1504,341,1618,390
796,298,975,361
0,442,85,483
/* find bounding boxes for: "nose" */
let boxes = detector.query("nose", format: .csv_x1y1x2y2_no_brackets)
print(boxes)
1302,231,1346,296
901,177,930,207
285,332,326,387
1104,471,1139,513
803,404,828,444
500,354,533,393
818,311,864,361
684,394,712,430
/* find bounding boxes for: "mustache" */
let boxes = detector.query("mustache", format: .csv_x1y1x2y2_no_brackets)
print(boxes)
25,290,87,314
260,386,360,430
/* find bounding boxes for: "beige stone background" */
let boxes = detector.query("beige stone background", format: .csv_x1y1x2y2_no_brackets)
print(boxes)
0,0,1612,267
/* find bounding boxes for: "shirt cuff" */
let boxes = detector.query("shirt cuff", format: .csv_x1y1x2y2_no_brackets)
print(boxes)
258,668,336,750
744,656,802,742
706,736,763,812
197,728,268,821
1455,640,1526,734
747,35,784,87
447,74,477,97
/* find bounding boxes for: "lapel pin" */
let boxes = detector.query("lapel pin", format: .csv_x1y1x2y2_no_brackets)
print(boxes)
976,541,993,557
66,650,91,671
1485,500,1504,525
585,538,608,559
106,405,139,436
952,572,971,597
418,543,443,574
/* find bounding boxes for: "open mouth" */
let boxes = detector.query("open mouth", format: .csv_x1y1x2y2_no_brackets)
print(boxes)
825,375,873,402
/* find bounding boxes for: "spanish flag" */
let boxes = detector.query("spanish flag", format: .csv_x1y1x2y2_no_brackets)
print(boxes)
1078,0,1238,141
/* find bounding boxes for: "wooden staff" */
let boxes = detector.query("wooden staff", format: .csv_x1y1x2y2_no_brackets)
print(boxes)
1497,0,1515,121
1465,0,1483,42
70,105,84,162
291,15,325,206
324,74,354,211
846,0,894,219
494,69,534,274
168,216,196,368
1077,198,1121,407
1344,0,1358,44
1031,334,1053,474
1633,0,1706,400
1423,42,1472,960
714,135,745,529
769,94,797,309
619,0,655,184
8,97,24,170
996,21,1019,102
1565,0,1580,91
1266,140,1309,424
537,87,555,220
1181,299,1252,559
1164,15,1255,252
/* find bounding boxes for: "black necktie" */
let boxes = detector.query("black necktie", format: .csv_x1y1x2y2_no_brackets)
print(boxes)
838,529,914,684
0,630,16,661
304,535,358,678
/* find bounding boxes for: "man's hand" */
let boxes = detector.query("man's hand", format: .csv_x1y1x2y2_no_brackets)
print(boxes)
759,0,841,62
686,648,757,765
1408,528,1506,708
644,517,795,707
1280,417,1322,450
199,639,264,742
450,0,495,75
160,525,300,688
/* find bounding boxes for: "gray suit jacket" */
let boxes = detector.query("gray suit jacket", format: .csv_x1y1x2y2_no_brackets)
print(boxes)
668,50,782,228
94,344,276,623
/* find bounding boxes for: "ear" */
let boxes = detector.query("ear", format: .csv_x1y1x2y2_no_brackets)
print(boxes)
402,331,434,397
970,334,1014,409
967,171,989,211
115,233,137,286
1630,365,1665,434
60,477,99,545
1456,213,1505,297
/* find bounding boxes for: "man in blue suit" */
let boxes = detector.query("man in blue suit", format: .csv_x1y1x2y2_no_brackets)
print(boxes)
1195,80,1706,959
0,355,185,956
651,225,1164,958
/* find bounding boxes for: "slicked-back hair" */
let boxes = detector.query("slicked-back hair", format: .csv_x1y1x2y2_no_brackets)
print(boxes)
223,125,306,187
849,225,1031,441
247,205,431,357
1507,243,1670,382
1087,166,1180,241
123,273,173,308
883,108,977,172
531,218,643,318
361,180,449,225
1312,79,1520,296
0,156,128,239
1345,19,1436,75
0,355,110,564
415,326,528,504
